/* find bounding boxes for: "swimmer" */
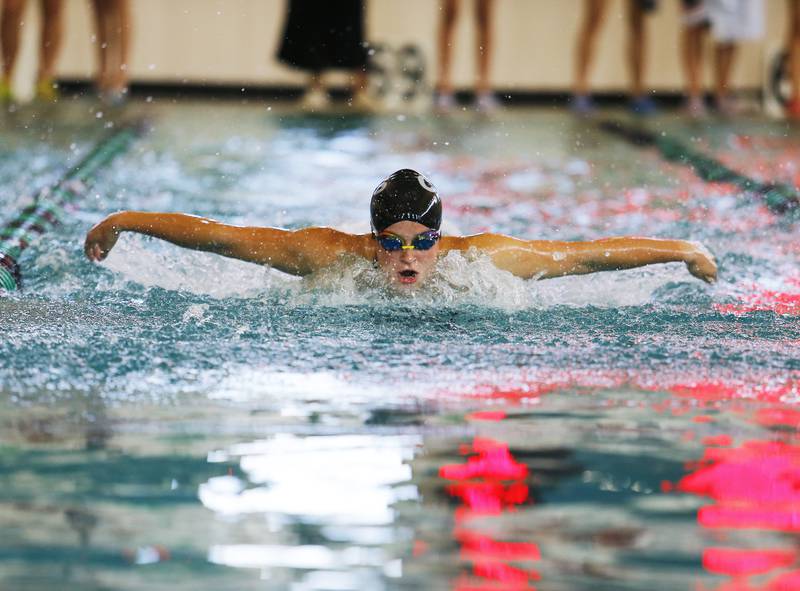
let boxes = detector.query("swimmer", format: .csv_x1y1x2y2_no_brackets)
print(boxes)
84,169,717,288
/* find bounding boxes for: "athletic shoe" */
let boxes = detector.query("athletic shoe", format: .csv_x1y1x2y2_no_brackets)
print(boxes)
99,87,129,106
714,96,742,118
570,94,595,116
0,79,15,104
35,79,59,102
434,91,457,113
685,96,707,119
629,95,657,116
476,91,500,114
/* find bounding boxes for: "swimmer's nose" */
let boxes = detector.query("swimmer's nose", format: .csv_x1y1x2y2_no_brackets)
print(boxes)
400,248,416,262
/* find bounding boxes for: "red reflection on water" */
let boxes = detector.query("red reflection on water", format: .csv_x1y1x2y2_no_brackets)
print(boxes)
677,441,800,532
441,432,540,590
438,372,800,590
676,438,800,590
716,276,800,316
467,411,508,422
703,548,796,577
441,438,528,482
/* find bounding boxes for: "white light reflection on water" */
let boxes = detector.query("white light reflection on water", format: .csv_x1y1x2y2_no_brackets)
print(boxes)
201,434,420,524
201,433,419,585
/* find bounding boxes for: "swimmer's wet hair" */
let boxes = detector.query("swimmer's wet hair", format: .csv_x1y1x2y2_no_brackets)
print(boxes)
370,169,442,233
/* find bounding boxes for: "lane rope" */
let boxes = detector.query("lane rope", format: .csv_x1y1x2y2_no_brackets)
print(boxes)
0,120,146,292
599,119,800,217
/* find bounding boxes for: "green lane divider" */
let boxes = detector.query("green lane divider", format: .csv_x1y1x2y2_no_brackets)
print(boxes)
599,119,800,216
0,120,146,292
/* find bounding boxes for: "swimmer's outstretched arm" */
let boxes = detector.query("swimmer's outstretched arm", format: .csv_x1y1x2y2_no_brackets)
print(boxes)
84,211,373,276
448,234,717,283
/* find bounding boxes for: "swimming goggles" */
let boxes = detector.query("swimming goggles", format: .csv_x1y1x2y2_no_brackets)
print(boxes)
376,230,441,251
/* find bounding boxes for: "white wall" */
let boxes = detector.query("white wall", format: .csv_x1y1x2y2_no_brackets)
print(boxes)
10,0,790,99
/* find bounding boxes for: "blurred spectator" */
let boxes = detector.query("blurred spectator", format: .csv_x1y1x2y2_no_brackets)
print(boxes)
91,0,131,104
572,0,658,116
681,0,764,117
787,0,800,119
277,0,374,112
1,0,64,103
435,0,497,113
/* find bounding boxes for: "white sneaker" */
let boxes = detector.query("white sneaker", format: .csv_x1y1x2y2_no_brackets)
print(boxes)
435,92,456,113
685,96,707,119
299,87,330,112
476,91,500,114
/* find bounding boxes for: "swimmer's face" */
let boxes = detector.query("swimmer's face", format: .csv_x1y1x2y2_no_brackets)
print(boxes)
374,221,441,290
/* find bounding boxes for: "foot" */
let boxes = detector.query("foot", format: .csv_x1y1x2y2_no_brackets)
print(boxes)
434,91,457,113
35,78,59,102
629,95,657,116
685,96,707,119
570,94,595,116
475,91,500,114
298,86,330,112
99,86,129,106
714,95,741,118
349,90,382,113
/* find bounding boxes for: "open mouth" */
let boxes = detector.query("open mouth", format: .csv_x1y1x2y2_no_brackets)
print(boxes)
398,269,418,284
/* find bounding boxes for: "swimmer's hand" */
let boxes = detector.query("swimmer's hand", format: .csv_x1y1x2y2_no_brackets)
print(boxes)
84,214,121,261
684,242,717,283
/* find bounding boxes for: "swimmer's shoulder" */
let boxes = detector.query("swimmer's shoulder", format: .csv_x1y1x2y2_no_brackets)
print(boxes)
441,232,528,253
296,226,375,260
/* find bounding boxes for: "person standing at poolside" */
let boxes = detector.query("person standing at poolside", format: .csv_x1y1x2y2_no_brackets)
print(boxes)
681,0,764,118
435,0,498,113
90,0,131,103
84,169,717,290
0,0,64,103
572,0,658,116
277,0,375,112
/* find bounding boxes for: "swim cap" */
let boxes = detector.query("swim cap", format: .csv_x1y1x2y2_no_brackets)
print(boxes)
370,169,442,233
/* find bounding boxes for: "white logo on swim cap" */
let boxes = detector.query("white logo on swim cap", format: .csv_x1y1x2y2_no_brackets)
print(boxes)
417,175,435,193
373,181,388,196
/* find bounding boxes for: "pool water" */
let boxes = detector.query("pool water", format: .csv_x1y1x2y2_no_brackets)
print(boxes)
1,99,799,591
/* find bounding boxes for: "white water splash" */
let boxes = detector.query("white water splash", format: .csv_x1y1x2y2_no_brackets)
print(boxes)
99,234,701,309
99,234,296,298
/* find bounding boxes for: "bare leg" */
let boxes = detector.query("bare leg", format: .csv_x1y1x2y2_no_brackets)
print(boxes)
103,0,130,93
626,0,645,98
38,0,64,84
1,0,26,88
681,23,706,111
90,0,110,92
349,68,380,111
436,0,459,96
788,0,800,111
474,0,493,95
714,41,737,109
574,0,608,97
91,0,130,96
308,72,324,92
351,69,367,94
112,0,131,92
298,71,330,111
